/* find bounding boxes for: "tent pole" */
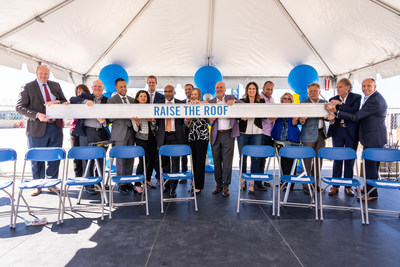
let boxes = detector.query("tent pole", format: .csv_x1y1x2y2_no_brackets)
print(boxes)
206,0,216,66
273,0,335,77
370,0,400,16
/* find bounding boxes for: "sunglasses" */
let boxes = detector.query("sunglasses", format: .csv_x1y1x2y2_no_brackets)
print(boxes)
282,97,292,101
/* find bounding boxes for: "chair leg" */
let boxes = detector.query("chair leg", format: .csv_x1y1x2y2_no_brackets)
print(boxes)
109,184,114,219
77,186,84,205
277,180,281,217
160,178,164,214
61,186,67,223
314,182,318,220
319,183,324,221
365,189,369,225
237,177,241,213
271,179,275,217
144,181,149,216
13,189,22,227
56,190,62,225
357,186,365,224
20,195,30,214
193,178,198,212
283,182,291,203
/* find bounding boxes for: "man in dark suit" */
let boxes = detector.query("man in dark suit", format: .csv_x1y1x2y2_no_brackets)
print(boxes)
156,85,186,197
107,78,136,195
299,83,328,194
147,75,165,187
70,80,110,194
326,78,387,200
179,83,193,184
16,65,68,196
209,81,239,197
327,78,361,197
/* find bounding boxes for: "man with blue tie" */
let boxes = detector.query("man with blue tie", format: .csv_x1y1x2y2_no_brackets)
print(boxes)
327,78,361,197
326,78,387,201
16,65,68,196
146,75,165,187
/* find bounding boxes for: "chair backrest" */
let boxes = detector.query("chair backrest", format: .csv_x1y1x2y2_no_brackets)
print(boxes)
279,146,315,159
0,148,17,162
159,145,192,157
241,145,275,158
362,148,400,163
25,147,66,162
318,147,357,161
67,146,106,160
110,146,145,159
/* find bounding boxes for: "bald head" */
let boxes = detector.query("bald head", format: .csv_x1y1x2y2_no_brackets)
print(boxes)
36,65,50,84
362,78,377,96
92,80,104,98
215,81,226,100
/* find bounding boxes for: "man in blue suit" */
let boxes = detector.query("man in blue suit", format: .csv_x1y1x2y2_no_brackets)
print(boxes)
326,78,387,200
147,75,165,187
327,78,361,197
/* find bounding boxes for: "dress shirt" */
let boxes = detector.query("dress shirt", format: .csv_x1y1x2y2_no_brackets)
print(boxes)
84,97,104,128
165,98,176,132
362,91,376,106
217,96,232,130
36,80,56,103
260,93,275,136
149,92,154,103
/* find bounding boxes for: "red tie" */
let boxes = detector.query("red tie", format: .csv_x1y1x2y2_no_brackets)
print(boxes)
43,84,51,102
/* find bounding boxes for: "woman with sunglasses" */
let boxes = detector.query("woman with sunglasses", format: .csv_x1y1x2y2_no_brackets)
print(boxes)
271,92,301,187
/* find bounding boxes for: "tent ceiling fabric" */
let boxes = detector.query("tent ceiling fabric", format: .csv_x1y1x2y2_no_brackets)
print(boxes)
0,0,400,85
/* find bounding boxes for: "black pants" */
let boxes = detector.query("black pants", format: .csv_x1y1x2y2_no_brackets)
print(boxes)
161,132,180,191
84,127,109,177
70,131,83,177
190,139,208,190
136,138,152,184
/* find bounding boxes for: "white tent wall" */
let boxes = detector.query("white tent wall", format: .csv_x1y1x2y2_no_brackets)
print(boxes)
0,0,400,84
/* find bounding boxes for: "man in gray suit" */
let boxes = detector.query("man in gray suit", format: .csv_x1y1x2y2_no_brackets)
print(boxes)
209,81,239,197
299,83,329,194
107,78,136,195
16,65,68,196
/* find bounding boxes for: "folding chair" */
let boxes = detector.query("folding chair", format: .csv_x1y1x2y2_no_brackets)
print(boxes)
159,145,197,213
14,147,66,226
108,146,149,218
362,148,400,224
61,146,106,223
277,146,318,220
318,147,364,223
237,145,276,215
0,148,17,228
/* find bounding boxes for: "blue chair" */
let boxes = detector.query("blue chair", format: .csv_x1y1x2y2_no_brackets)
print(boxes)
362,148,400,224
159,145,197,213
277,146,318,220
237,145,276,215
318,147,364,223
14,147,66,226
61,146,106,223
0,148,17,228
108,146,149,218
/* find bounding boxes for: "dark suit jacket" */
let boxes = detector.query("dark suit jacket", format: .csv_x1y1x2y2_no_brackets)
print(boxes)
327,92,361,142
69,93,109,137
107,94,136,142
153,91,165,103
156,98,186,148
16,79,67,137
338,91,387,147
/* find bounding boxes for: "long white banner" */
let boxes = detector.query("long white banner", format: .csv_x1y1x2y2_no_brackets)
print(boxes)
46,103,330,119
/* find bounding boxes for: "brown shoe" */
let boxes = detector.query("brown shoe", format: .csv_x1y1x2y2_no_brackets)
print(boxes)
328,187,339,196
212,185,222,194
48,186,61,194
222,187,230,197
31,188,42,196
345,188,355,197
156,180,160,187
360,188,365,194
358,195,378,201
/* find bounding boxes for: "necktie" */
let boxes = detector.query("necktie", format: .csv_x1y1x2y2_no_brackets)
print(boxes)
43,84,51,102
166,101,172,132
122,96,127,104
150,93,154,104
43,84,55,122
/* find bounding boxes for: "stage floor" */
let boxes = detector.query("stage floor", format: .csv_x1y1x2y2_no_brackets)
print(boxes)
1,168,400,267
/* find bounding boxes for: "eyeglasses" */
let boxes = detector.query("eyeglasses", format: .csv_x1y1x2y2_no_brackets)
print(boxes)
282,97,292,101
164,90,174,93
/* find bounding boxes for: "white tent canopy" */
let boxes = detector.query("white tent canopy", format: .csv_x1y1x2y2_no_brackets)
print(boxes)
1,0,400,88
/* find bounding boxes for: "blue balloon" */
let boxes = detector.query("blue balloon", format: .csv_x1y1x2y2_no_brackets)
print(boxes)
194,66,222,98
288,64,319,95
99,64,129,93
299,94,308,102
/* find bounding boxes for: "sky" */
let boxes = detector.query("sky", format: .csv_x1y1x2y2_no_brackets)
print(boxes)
1,64,399,109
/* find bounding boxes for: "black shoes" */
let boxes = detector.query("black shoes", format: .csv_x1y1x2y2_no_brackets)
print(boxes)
170,189,177,198
85,185,98,195
254,183,268,191
118,185,129,195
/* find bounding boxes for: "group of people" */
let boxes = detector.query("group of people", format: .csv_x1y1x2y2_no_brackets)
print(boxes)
16,64,388,202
